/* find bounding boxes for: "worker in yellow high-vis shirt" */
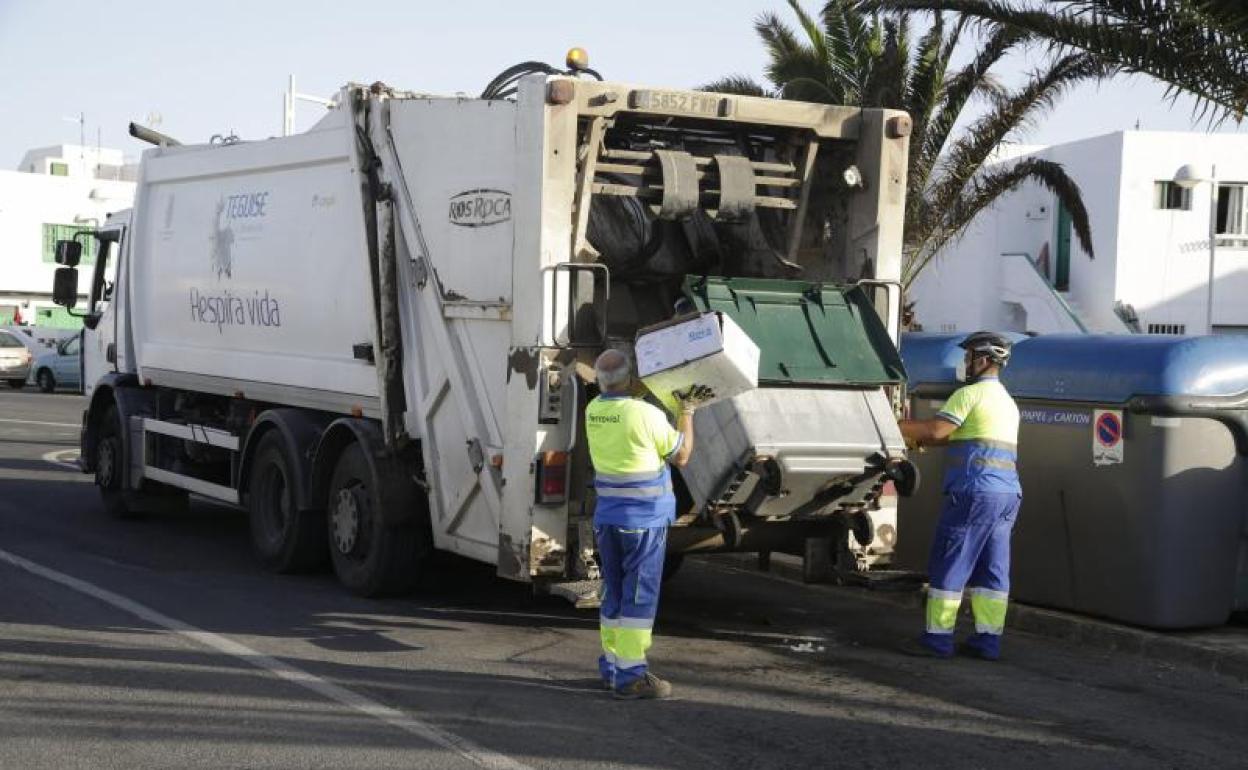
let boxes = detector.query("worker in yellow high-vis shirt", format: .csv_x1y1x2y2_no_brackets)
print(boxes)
585,348,708,700
899,332,1021,660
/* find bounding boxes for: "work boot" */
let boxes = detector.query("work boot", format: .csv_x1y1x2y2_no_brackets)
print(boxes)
613,672,673,700
960,637,1001,661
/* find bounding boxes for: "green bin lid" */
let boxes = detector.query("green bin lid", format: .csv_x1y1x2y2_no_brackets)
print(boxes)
682,276,905,386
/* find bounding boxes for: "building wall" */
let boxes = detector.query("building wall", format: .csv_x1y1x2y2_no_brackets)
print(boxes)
910,130,1248,336
1114,132,1248,335
910,133,1126,333
0,168,134,324
17,145,133,180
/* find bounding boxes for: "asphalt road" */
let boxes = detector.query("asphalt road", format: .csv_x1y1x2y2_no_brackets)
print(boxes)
1,388,1246,769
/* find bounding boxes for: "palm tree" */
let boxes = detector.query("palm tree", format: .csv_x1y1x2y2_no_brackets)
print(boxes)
705,0,1099,288
863,1,1248,123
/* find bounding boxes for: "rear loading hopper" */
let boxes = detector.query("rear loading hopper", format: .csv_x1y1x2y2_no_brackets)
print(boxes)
662,276,910,559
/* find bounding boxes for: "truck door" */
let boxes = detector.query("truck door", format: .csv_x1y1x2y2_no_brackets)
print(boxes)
81,223,126,396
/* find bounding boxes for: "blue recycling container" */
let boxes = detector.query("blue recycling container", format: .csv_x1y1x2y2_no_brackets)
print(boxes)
897,333,1248,629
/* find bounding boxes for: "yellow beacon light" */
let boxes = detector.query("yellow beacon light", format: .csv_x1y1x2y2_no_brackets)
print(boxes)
566,47,590,72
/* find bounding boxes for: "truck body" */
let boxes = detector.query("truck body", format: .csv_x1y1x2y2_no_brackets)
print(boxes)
58,70,914,597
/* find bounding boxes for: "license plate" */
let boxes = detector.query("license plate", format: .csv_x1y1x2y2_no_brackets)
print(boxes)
629,89,732,118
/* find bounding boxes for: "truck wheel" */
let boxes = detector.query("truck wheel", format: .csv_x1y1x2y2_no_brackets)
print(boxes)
248,431,328,573
96,404,139,519
6,379,24,389
36,369,55,393
326,443,421,597
94,403,187,519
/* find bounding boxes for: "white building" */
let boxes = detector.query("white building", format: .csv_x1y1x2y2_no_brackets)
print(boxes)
0,145,136,328
911,131,1248,336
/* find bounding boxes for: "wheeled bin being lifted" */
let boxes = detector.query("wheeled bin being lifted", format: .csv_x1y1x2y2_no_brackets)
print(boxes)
898,333,1248,629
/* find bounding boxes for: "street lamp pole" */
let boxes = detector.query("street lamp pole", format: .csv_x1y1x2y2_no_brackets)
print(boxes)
1174,163,1219,335
283,75,337,137
1204,164,1218,335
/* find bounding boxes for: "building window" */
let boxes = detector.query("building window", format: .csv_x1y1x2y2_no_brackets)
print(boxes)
41,224,96,265
50,161,69,176
1147,323,1186,335
1217,184,1247,237
1154,181,1191,210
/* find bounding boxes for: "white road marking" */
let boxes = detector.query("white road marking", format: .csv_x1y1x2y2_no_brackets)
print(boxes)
0,547,531,770
0,418,80,429
41,449,82,471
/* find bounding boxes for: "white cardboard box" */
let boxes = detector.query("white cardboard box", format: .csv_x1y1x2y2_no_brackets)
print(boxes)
635,312,760,415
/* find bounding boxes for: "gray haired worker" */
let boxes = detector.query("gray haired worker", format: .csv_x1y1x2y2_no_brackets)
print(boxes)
584,349,709,699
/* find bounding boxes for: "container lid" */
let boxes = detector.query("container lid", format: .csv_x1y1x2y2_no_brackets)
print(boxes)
684,276,906,386
902,333,1248,403
1004,334,1248,402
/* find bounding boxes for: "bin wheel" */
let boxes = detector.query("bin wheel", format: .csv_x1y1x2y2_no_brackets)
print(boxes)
248,431,328,573
850,510,875,548
327,443,426,597
887,459,921,498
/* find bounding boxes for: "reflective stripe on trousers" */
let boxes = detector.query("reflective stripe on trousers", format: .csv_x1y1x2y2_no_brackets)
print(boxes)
920,491,1019,656
596,524,666,688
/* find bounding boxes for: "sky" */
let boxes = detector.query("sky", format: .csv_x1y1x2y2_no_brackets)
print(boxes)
1,0,1243,168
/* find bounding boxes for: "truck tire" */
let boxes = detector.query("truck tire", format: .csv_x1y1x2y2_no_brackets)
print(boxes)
36,369,55,393
96,404,139,519
326,443,421,597
6,379,24,389
94,403,188,519
248,431,328,573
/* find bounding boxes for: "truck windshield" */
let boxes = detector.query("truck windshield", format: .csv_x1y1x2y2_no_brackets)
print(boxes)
86,233,120,315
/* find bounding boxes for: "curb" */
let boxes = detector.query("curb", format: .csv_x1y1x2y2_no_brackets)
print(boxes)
714,552,1248,683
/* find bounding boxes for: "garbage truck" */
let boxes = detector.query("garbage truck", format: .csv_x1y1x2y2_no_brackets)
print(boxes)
50,54,916,599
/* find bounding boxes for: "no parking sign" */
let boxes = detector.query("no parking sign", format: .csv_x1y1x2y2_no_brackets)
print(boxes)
1093,409,1125,466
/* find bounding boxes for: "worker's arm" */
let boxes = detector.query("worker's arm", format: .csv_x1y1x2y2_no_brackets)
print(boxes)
899,417,958,448
670,411,694,468
901,385,977,448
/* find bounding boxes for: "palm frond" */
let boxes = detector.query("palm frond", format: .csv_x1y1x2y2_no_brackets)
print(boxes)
863,0,1248,122
756,10,851,103
924,53,1105,233
922,23,1025,176
905,156,1095,286
700,76,775,98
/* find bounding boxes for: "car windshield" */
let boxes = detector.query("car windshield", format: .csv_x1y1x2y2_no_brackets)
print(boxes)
0,332,22,348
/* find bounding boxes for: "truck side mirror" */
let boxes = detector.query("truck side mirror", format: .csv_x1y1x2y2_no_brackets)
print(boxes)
52,267,79,309
54,239,83,267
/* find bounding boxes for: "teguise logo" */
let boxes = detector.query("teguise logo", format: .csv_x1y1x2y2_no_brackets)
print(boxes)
210,192,270,279
448,189,512,228
209,198,236,279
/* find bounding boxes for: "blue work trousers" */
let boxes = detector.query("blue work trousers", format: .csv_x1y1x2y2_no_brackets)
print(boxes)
596,524,667,688
922,491,1021,658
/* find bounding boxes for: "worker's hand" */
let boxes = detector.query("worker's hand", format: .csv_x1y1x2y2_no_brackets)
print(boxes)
674,384,715,415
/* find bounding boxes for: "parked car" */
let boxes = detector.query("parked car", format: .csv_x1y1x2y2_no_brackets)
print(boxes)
0,329,34,388
31,334,82,393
